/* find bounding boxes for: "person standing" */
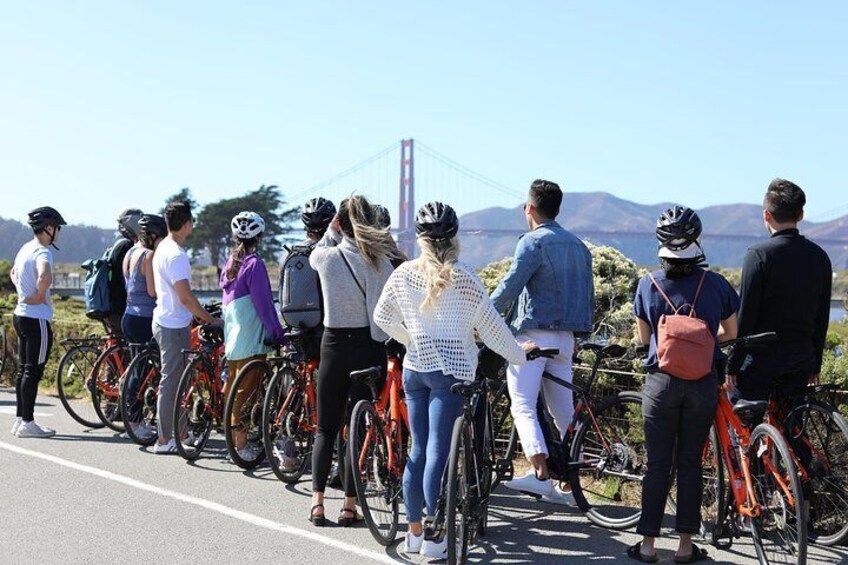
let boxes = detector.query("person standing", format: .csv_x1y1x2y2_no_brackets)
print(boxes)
375,201,528,558
490,179,594,501
630,207,738,563
307,195,394,527
10,207,67,438
103,208,144,338
151,200,218,454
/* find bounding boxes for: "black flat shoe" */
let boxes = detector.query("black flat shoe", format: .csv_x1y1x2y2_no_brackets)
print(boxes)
627,542,659,563
674,544,710,563
337,507,363,527
309,504,326,527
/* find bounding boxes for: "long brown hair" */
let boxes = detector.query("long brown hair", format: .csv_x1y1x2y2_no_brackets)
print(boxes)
337,195,395,270
226,236,258,281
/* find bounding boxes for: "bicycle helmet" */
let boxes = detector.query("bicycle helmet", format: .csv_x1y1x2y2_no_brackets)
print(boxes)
415,201,459,241
117,208,144,240
656,206,704,260
231,211,266,240
138,214,168,250
302,197,336,233
27,206,67,231
373,204,391,229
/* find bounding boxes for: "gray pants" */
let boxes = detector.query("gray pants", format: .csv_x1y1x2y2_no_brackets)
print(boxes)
153,323,190,440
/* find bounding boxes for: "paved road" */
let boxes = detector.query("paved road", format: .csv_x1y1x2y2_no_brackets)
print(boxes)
1,389,845,565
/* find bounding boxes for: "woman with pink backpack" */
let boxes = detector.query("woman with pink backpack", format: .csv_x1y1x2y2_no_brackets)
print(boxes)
629,207,739,564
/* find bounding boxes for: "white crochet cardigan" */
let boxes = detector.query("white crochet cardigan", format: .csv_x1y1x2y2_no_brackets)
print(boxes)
374,261,525,381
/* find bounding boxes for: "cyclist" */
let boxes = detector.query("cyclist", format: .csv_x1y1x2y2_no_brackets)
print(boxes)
104,208,144,338
630,206,738,563
10,207,66,438
307,195,394,527
490,179,593,502
151,200,219,454
728,179,832,402
121,214,167,440
374,201,529,558
220,211,286,462
301,197,336,245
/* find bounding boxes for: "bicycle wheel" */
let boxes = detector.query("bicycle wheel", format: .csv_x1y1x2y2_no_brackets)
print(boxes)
786,399,848,546
490,380,518,467
223,359,268,469
120,348,161,446
348,399,399,546
446,416,473,565
174,355,216,461
749,422,807,565
56,344,104,428
91,344,129,432
263,367,314,483
568,390,646,530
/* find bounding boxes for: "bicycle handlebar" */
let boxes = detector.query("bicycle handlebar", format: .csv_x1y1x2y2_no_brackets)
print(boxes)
719,332,778,351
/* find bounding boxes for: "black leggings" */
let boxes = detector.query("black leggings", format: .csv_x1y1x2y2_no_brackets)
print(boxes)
13,316,54,422
312,328,385,497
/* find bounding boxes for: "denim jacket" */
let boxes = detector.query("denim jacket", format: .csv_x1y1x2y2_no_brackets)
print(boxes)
491,221,594,334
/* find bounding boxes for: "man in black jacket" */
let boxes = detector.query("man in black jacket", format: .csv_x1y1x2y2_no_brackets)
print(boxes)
729,179,832,401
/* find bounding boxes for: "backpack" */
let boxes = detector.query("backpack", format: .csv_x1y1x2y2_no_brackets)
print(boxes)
81,253,112,320
279,243,323,329
648,270,714,380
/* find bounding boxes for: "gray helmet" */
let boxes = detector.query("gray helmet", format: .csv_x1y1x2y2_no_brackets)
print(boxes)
118,208,144,239
373,204,391,229
415,201,458,241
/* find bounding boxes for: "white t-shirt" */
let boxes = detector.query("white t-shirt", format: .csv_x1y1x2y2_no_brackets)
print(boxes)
13,239,54,321
152,237,193,329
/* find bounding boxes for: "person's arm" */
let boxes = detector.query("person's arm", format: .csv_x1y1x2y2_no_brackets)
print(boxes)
246,259,286,340
373,275,410,345
174,280,215,324
812,255,833,378
636,318,652,346
314,221,343,248
143,252,156,298
490,235,541,314
24,257,52,305
475,287,526,366
718,313,738,343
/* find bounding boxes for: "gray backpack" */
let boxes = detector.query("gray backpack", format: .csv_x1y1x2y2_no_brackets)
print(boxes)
279,244,323,329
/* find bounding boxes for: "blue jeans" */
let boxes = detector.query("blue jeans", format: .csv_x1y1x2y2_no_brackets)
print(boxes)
402,368,464,524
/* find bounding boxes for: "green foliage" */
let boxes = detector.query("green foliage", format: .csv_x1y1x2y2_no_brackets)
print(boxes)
0,260,13,292
161,188,198,213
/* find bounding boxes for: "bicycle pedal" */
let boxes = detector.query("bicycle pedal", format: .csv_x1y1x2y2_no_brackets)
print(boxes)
495,459,514,481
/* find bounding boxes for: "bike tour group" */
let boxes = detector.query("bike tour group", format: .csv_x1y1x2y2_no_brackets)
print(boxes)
6,178,843,564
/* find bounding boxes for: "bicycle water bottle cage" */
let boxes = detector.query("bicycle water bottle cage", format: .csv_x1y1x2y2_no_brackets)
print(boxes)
450,381,483,398
732,399,768,425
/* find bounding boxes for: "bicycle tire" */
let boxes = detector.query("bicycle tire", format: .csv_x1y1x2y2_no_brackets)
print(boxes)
56,344,104,428
786,399,848,546
120,348,160,447
446,416,472,565
174,355,216,461
223,359,268,469
91,344,129,432
568,390,646,530
263,367,314,483
348,399,400,546
748,422,807,565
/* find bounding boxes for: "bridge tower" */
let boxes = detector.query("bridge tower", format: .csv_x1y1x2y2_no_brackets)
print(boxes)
398,138,416,258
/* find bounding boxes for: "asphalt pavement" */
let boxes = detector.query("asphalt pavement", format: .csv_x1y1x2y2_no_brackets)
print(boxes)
1,389,845,565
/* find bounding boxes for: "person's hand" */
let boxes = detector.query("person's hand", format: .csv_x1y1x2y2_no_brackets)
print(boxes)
24,292,44,306
331,216,342,233
519,340,538,352
210,317,225,328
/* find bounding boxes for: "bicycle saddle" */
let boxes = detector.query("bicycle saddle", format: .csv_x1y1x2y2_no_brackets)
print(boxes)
450,381,484,398
350,366,383,385
600,344,627,358
732,399,768,421
580,343,604,353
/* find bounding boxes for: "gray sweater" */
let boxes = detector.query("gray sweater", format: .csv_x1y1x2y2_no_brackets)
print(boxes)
310,233,393,342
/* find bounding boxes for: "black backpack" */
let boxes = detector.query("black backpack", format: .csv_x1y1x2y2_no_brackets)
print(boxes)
279,244,323,330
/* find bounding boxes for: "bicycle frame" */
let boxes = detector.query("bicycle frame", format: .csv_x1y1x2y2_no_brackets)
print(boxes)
274,356,319,435
180,342,226,422
358,356,409,478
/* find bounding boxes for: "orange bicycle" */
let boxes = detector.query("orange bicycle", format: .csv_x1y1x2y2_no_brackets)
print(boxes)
90,333,130,432
347,339,409,546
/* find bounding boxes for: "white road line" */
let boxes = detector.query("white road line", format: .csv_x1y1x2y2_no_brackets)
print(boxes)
0,440,397,564
0,408,53,417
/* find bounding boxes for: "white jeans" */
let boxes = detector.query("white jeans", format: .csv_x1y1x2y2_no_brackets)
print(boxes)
507,329,575,459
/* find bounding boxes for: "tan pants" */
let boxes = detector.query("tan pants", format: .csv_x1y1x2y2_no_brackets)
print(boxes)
228,355,266,430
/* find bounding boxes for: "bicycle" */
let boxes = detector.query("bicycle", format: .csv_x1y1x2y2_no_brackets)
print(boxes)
119,339,162,446
347,339,408,546
706,333,807,565
261,330,320,483
90,334,130,432
173,324,226,460
56,335,107,428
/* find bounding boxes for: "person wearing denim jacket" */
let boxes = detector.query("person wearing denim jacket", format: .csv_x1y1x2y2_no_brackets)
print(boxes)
490,179,594,502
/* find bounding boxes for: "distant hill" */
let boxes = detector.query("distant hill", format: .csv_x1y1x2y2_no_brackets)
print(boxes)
0,217,116,264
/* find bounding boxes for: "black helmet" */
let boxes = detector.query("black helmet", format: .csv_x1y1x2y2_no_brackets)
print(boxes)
138,214,168,249
28,207,67,231
373,204,391,229
415,201,459,241
118,208,144,239
656,206,704,260
302,197,336,233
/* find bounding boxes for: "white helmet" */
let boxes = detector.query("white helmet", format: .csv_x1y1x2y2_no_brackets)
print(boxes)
231,211,266,240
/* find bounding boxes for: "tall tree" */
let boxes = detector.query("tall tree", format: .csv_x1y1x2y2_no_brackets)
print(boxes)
160,188,198,214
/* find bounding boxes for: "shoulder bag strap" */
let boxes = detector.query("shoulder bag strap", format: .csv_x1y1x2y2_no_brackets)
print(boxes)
338,249,366,298
647,272,681,314
688,270,709,319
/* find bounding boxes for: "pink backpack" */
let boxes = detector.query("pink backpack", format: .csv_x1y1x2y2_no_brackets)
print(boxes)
648,271,715,380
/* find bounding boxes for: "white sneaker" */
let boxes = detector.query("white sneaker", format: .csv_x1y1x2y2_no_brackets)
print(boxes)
503,470,555,498
236,443,262,461
153,439,177,454
11,417,22,436
132,422,157,440
421,537,447,560
403,531,424,554
16,421,56,439
542,485,575,506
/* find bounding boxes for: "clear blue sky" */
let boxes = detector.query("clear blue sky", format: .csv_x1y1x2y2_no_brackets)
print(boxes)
1,2,846,228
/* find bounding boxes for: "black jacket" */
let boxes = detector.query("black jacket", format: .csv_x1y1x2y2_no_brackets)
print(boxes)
729,228,832,378
106,236,133,315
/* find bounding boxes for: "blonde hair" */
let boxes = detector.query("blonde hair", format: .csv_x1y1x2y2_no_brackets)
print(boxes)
414,236,460,311
339,195,396,270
